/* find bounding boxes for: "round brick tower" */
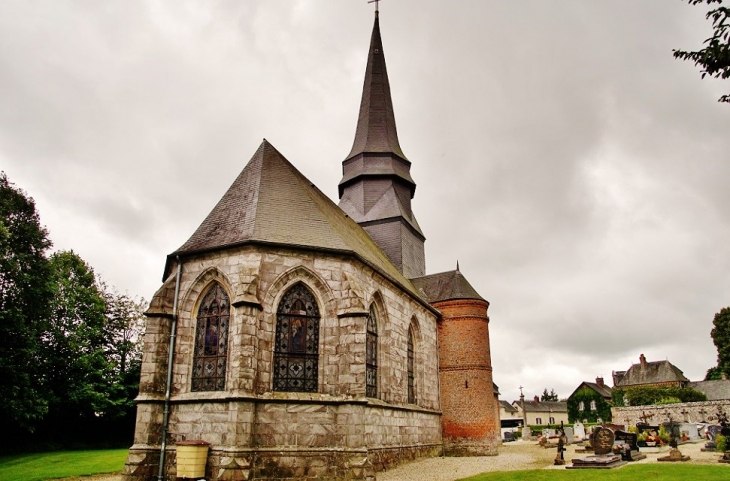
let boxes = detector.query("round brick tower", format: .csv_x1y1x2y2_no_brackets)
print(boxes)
412,267,500,456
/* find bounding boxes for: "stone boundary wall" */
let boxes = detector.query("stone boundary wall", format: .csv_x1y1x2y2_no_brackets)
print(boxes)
612,400,730,426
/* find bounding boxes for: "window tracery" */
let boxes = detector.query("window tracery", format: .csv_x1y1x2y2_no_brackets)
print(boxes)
273,283,320,392
192,283,230,391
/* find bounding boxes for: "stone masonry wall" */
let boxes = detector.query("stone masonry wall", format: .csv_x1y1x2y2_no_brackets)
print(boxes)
612,400,730,426
125,244,442,480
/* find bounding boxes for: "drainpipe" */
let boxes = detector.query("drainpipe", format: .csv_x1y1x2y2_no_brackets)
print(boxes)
158,257,182,481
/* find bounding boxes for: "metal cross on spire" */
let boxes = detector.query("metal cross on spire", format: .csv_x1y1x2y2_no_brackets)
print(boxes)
368,0,380,14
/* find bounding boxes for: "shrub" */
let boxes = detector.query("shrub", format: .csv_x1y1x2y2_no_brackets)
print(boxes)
656,396,682,405
658,424,670,444
622,386,707,406
716,434,727,452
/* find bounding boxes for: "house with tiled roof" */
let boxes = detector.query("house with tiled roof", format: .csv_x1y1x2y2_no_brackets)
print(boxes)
567,377,613,423
512,397,569,426
614,354,690,389
124,9,499,481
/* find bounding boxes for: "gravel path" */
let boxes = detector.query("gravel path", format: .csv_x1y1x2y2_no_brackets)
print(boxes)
378,440,726,481
59,440,727,481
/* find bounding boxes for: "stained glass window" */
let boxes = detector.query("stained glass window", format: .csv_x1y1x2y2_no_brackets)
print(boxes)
407,327,415,404
366,305,378,398
191,283,230,392
273,283,320,392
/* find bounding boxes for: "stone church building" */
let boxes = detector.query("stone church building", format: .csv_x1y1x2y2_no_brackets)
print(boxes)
124,11,499,481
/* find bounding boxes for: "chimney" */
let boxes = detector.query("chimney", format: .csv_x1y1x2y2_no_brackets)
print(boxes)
534,395,539,403
639,354,647,369
596,377,604,387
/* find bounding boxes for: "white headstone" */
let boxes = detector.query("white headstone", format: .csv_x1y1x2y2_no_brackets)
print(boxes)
679,422,701,441
573,422,586,441
563,426,574,444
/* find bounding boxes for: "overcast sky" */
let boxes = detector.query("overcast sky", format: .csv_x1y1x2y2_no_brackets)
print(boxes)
2,1,729,404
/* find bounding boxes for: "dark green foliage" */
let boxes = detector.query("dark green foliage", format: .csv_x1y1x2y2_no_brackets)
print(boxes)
0,172,54,429
705,365,724,380
673,0,730,103
567,387,612,423
711,307,730,374
1,173,146,451
617,385,707,406
541,388,559,402
45,251,111,419
612,388,625,407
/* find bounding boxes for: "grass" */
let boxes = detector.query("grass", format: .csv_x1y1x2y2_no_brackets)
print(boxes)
0,449,127,481
460,464,730,481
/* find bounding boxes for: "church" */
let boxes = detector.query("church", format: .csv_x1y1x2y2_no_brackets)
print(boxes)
124,10,499,481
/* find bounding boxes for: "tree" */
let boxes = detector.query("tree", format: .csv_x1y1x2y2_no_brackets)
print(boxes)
0,172,54,430
43,251,112,422
1,173,146,449
101,287,146,418
711,307,730,375
673,0,730,103
541,388,559,402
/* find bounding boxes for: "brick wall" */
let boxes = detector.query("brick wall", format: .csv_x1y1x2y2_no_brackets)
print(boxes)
435,298,500,456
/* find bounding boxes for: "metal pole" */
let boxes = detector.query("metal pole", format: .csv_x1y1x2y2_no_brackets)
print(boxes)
158,257,182,481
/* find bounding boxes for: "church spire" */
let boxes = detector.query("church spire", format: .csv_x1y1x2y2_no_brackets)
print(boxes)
343,11,408,163
338,12,425,279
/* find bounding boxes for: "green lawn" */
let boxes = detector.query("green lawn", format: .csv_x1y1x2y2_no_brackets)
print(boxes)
0,449,127,481
460,464,730,481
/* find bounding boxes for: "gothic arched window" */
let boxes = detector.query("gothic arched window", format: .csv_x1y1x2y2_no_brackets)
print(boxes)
366,305,378,398
192,283,230,392
407,326,416,404
273,283,320,392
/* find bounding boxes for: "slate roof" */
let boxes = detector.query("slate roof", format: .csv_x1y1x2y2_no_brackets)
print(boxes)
688,380,730,401
500,400,518,413
570,381,612,400
168,140,429,307
411,267,486,303
514,400,568,413
344,12,407,163
615,357,689,387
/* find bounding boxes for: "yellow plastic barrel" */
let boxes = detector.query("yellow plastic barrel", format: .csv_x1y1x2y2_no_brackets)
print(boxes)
176,440,210,479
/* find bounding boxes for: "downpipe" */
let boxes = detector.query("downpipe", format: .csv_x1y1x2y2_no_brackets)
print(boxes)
158,256,182,481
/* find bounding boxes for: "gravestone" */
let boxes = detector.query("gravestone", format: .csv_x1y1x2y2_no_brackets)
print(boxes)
542,428,556,438
503,431,516,442
658,422,691,462
563,426,574,444
591,426,615,455
678,423,701,442
614,430,638,451
702,425,721,451
573,422,586,441
569,427,627,468
614,430,646,461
